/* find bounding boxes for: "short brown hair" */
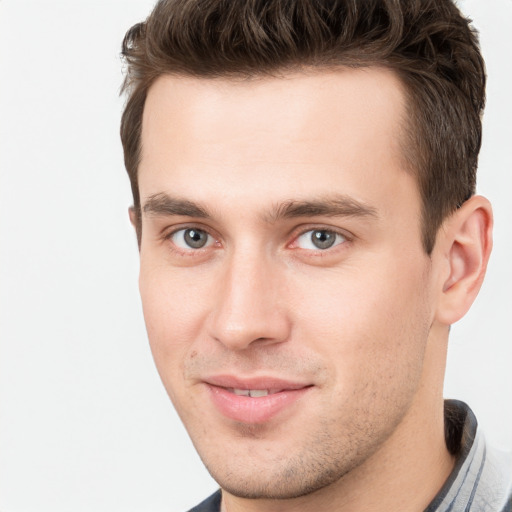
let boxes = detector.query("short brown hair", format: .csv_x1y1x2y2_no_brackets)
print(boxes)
120,0,485,253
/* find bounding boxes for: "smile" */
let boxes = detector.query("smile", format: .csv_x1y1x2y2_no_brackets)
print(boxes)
204,376,313,424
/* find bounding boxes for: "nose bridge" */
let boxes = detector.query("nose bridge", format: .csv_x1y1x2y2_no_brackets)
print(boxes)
208,245,289,350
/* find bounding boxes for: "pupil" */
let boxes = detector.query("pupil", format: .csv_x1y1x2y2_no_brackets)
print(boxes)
185,229,207,248
312,230,335,249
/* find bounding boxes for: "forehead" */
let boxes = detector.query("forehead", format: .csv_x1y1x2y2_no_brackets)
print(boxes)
139,68,413,214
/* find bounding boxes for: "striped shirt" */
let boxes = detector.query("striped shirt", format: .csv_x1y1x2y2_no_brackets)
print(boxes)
425,400,512,512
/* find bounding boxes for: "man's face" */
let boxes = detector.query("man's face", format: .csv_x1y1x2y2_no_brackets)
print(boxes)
137,69,439,498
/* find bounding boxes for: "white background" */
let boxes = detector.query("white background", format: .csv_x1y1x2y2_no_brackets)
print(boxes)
0,1,510,511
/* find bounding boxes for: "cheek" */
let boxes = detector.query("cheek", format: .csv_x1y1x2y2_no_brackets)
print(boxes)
291,255,432,385
139,265,210,383
292,264,432,443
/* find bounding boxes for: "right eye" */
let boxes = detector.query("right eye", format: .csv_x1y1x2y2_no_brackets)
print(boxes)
295,229,347,251
170,228,214,250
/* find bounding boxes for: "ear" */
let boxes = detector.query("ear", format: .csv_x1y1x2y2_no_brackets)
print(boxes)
435,195,493,326
129,206,137,227
128,206,142,249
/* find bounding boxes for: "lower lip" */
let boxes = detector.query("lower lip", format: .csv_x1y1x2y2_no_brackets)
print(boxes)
206,385,311,424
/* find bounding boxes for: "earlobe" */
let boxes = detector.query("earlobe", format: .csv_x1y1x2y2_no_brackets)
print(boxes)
435,196,493,326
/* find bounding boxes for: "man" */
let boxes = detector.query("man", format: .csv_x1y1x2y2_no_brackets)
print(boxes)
119,1,511,510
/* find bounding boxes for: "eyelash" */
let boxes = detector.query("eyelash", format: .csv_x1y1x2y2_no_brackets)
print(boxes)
162,225,352,256
291,227,349,253
163,226,219,256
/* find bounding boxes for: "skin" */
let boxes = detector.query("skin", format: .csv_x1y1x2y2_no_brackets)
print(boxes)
134,68,492,512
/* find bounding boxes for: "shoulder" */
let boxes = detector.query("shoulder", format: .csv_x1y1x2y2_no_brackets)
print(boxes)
187,490,222,512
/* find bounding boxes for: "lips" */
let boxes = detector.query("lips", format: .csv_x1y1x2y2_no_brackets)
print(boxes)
204,375,312,424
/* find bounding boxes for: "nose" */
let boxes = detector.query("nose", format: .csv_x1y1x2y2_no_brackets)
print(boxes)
206,251,291,351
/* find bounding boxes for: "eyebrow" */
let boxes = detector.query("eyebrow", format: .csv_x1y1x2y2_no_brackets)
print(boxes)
266,196,379,223
142,192,378,222
143,193,211,218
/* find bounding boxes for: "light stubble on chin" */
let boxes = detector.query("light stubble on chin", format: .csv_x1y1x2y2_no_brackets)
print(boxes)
202,394,412,500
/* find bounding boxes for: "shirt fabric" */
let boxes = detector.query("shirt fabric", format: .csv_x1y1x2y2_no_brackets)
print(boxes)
187,400,512,512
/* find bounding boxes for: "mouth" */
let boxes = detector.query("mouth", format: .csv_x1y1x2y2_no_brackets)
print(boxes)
203,376,313,424
227,388,286,397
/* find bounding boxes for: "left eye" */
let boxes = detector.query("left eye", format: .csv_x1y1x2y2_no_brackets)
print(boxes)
295,229,346,250
171,228,214,249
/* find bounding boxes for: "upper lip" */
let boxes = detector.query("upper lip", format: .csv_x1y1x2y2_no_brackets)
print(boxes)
203,374,312,391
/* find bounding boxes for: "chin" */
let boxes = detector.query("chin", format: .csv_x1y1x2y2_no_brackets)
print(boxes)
202,447,357,501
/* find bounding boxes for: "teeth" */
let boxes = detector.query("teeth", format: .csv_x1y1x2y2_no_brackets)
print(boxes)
249,389,269,397
233,389,251,396
232,388,269,397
